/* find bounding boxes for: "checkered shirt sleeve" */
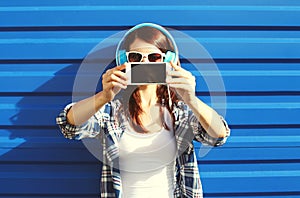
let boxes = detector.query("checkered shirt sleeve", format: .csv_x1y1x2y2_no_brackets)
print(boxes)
56,103,102,140
189,112,230,147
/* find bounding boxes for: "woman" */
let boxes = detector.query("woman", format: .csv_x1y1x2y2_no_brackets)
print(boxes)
56,23,230,198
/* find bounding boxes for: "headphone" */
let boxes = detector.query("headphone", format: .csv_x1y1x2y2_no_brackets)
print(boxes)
115,23,179,65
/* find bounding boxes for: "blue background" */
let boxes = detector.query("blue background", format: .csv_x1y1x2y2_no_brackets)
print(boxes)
1,0,300,197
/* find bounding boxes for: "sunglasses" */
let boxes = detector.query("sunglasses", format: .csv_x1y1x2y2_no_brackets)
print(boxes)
126,51,165,62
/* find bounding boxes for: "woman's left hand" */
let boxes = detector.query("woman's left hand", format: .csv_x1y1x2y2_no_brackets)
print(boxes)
166,61,196,104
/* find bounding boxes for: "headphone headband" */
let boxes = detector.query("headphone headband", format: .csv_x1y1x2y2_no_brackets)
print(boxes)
115,23,179,65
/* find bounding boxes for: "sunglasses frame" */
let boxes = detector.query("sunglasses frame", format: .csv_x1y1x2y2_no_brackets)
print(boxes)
126,51,166,62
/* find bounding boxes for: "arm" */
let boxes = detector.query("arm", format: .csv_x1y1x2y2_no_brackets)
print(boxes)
56,64,127,139
67,64,127,126
56,102,103,140
186,96,228,139
67,91,109,126
167,62,230,144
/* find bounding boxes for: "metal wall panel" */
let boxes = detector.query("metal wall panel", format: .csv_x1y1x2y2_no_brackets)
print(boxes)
1,1,299,197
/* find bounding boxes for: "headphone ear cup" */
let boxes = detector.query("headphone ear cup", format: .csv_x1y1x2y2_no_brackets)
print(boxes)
118,50,127,65
164,51,176,63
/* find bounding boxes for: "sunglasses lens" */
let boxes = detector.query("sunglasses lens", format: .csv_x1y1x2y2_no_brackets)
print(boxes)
128,52,142,62
148,53,162,62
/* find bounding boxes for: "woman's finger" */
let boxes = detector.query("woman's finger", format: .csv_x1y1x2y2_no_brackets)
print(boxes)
106,81,127,90
110,73,127,86
168,83,194,90
167,70,182,77
111,81,127,89
103,65,127,83
112,70,128,81
167,77,191,85
167,70,191,79
115,64,127,71
169,61,181,71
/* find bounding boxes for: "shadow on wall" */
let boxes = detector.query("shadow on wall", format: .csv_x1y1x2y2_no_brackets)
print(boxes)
0,45,118,196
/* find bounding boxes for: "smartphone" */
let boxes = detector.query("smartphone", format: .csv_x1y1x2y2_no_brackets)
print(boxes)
125,62,171,85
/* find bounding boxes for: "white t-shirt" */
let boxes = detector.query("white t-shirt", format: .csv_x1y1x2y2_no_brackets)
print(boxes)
118,109,177,198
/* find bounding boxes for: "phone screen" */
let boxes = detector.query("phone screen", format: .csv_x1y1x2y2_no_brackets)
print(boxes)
130,63,166,84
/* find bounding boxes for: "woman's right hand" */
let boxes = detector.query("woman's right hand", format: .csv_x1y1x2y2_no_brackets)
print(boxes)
101,64,128,102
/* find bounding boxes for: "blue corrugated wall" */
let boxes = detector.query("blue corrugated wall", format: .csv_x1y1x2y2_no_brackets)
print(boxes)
1,0,300,197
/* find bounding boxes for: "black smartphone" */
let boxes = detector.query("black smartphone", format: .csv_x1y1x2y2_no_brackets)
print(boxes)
126,62,171,85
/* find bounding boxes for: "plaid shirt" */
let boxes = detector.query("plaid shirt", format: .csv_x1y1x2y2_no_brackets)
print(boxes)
56,100,230,198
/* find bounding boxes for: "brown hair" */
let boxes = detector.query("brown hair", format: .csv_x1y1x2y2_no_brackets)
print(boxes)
123,26,175,54
121,26,179,133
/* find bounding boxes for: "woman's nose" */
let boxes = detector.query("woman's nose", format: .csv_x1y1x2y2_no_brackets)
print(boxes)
141,55,149,62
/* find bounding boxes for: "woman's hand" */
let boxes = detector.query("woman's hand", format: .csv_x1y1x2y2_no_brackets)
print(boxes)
102,64,128,102
66,64,127,126
166,61,196,104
